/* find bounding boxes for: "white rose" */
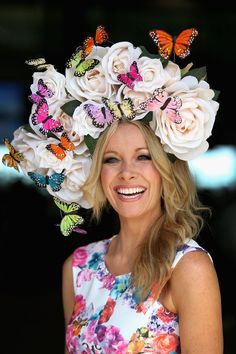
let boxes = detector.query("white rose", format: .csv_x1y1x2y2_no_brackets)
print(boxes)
102,42,142,84
133,56,169,92
72,101,107,139
65,46,115,102
151,76,219,160
30,66,68,115
163,60,181,86
11,126,45,173
50,156,92,208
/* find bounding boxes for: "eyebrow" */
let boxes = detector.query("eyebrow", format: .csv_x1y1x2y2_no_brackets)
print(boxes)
104,147,149,154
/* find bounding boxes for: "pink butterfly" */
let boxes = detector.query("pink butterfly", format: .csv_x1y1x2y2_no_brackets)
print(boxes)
29,78,54,105
31,99,63,135
139,88,182,124
83,103,114,128
117,61,143,89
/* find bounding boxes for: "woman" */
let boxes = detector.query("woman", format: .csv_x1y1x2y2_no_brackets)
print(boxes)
62,120,223,353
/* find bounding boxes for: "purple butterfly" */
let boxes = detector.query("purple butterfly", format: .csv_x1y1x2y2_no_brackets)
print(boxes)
31,99,63,135
139,88,182,124
29,78,54,105
83,103,114,128
117,61,143,89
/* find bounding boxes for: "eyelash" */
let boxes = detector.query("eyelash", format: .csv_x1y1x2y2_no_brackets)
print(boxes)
103,154,151,164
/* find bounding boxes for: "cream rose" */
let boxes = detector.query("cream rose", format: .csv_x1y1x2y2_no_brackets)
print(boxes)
30,66,68,115
65,46,115,102
151,76,219,160
50,156,92,208
102,42,142,84
133,56,169,92
72,101,108,139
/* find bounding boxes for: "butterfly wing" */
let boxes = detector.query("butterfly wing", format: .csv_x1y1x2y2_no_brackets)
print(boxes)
149,29,173,59
66,47,84,69
46,143,66,160
83,103,113,128
31,99,49,124
28,172,47,188
37,78,54,98
31,99,63,135
60,132,75,152
83,37,95,57
74,58,99,77
102,98,122,120
120,98,136,120
60,214,84,236
2,138,24,171
154,89,182,123
48,171,65,191
117,61,142,89
174,28,198,58
95,25,109,44
53,197,80,213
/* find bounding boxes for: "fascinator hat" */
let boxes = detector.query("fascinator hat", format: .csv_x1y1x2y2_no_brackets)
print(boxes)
2,25,220,236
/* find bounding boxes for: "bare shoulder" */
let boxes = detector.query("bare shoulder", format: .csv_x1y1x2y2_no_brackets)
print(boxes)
63,253,73,274
170,249,221,311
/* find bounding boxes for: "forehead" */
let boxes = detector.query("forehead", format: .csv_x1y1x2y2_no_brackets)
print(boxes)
104,123,148,152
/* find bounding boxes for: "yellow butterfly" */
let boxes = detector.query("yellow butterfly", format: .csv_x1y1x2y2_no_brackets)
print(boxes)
102,98,136,120
2,138,24,172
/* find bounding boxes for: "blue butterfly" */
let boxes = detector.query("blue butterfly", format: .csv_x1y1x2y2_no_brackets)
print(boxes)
28,169,65,192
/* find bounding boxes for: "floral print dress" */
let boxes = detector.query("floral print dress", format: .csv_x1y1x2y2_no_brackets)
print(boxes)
66,237,209,353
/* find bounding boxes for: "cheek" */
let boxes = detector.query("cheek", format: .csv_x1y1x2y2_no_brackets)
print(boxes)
100,166,112,195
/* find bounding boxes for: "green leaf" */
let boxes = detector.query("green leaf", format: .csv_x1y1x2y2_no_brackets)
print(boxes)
141,112,153,123
182,66,207,81
61,100,81,116
167,153,178,163
23,124,35,133
213,89,220,101
139,45,168,67
84,135,98,155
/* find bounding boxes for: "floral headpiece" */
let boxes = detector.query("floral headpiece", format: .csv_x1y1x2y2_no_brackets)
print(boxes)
2,26,220,236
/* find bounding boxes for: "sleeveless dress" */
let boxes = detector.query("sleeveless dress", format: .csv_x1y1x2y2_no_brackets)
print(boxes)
66,237,210,354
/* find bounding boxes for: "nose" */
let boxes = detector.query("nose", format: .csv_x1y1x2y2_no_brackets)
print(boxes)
118,160,137,180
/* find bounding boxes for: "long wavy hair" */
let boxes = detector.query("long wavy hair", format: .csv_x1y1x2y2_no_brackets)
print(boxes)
82,120,209,300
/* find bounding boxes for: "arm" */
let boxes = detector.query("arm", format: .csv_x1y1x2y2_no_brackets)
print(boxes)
170,251,223,354
62,254,75,354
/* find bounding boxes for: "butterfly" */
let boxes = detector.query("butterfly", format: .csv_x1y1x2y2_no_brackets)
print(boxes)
139,88,182,124
102,97,136,121
2,138,24,172
46,132,75,160
83,103,114,128
83,25,109,56
25,57,52,71
53,197,85,237
66,25,108,77
117,61,143,89
66,45,99,77
149,28,198,60
28,169,65,192
31,99,64,135
29,78,54,105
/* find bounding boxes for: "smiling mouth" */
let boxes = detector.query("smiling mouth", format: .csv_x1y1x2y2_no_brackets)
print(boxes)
116,187,146,199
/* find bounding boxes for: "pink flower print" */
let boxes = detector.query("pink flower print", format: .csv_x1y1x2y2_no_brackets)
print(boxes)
104,325,124,350
101,273,115,290
71,294,86,320
73,248,89,267
76,268,94,287
115,341,129,354
83,320,99,345
157,305,177,323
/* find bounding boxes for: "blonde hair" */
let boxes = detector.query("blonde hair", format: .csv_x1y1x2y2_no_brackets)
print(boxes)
82,120,209,300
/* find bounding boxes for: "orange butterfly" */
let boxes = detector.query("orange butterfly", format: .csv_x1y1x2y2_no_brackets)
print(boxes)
2,137,24,171
83,25,109,56
149,28,198,60
46,132,75,160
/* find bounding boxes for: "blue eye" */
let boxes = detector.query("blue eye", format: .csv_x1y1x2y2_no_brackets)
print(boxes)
138,154,151,160
103,157,119,164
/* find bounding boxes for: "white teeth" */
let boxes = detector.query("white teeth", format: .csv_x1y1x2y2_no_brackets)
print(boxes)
117,187,145,195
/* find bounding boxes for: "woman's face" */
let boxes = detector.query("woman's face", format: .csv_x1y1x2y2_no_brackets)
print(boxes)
100,123,162,222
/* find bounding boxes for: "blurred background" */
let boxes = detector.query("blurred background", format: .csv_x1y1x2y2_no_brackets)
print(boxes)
0,0,235,353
